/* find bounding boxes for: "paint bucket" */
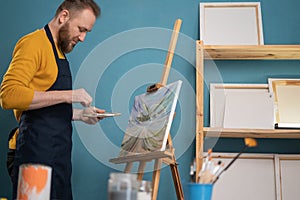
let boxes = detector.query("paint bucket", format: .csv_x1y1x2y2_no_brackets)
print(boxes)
185,183,213,200
17,164,52,200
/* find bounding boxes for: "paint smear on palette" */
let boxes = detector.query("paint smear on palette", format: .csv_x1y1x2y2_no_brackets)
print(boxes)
120,80,182,156
17,164,52,200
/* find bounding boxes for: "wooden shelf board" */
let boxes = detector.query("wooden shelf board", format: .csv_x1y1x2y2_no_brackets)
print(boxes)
204,127,300,139
201,44,300,60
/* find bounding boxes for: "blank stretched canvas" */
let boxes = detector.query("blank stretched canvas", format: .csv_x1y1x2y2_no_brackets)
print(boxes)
199,2,264,45
223,92,274,129
119,80,182,157
268,78,300,128
210,83,274,129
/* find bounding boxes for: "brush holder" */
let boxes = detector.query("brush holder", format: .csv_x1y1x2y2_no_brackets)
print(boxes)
185,183,213,200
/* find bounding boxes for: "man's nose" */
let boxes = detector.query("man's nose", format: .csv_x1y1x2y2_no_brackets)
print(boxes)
78,32,86,42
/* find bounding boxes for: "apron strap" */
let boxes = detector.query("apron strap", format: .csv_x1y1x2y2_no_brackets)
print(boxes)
44,24,66,61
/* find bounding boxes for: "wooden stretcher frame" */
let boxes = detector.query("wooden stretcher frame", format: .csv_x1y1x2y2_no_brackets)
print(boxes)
199,2,264,45
268,78,300,125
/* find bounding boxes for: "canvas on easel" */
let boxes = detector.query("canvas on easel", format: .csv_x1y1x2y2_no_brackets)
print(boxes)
110,19,184,200
119,80,182,157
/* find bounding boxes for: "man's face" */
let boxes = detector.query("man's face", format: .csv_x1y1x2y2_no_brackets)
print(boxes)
58,22,73,53
58,8,96,53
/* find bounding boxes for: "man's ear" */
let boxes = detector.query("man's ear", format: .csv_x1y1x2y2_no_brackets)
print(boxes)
58,9,70,24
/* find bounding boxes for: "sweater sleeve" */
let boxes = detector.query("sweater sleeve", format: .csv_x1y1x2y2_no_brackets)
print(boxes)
0,35,40,110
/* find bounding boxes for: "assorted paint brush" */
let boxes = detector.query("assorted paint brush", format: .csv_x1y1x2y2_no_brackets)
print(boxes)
190,138,258,184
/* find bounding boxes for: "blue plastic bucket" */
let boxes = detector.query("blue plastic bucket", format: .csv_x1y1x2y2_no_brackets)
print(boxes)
184,183,213,200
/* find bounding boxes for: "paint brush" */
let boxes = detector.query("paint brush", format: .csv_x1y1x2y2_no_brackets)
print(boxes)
212,137,257,184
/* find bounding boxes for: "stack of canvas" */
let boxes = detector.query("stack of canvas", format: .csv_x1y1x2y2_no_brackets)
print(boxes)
210,79,300,129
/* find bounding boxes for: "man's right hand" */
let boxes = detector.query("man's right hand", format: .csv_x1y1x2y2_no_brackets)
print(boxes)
71,88,92,107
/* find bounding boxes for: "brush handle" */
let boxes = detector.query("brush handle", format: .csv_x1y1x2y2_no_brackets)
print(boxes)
212,146,248,184
224,146,248,171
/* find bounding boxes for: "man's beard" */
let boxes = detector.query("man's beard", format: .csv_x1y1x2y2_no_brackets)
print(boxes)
58,22,77,53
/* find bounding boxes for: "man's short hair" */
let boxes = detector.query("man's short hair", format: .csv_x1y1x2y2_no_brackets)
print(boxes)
56,0,101,18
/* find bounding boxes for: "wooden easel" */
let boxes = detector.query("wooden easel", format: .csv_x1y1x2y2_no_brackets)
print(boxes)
109,19,184,200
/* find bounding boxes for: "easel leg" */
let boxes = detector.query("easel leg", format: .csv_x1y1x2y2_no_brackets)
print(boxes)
170,163,184,200
137,161,147,181
166,133,184,199
152,159,162,200
124,162,133,173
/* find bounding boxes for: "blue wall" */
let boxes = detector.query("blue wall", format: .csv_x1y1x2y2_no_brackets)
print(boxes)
1,0,300,199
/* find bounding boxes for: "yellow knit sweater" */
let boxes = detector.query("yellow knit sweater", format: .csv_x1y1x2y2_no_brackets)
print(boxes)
0,28,65,149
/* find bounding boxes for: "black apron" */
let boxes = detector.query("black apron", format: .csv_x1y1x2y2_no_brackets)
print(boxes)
12,24,73,200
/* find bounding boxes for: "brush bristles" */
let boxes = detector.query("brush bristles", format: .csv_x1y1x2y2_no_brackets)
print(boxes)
244,138,257,147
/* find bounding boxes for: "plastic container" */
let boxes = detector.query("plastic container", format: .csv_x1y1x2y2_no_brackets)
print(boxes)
184,183,213,200
137,180,152,200
108,173,139,200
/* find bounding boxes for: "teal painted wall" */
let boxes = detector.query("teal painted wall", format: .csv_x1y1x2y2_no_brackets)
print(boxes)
1,0,300,199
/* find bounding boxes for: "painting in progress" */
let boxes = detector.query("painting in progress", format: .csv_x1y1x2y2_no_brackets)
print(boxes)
119,80,182,157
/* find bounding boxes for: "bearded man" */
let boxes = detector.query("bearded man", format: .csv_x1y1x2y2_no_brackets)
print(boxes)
0,1,104,199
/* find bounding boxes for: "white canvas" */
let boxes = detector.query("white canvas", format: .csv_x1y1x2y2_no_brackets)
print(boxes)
119,80,182,157
199,2,264,45
223,93,274,129
210,84,273,129
268,78,300,127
